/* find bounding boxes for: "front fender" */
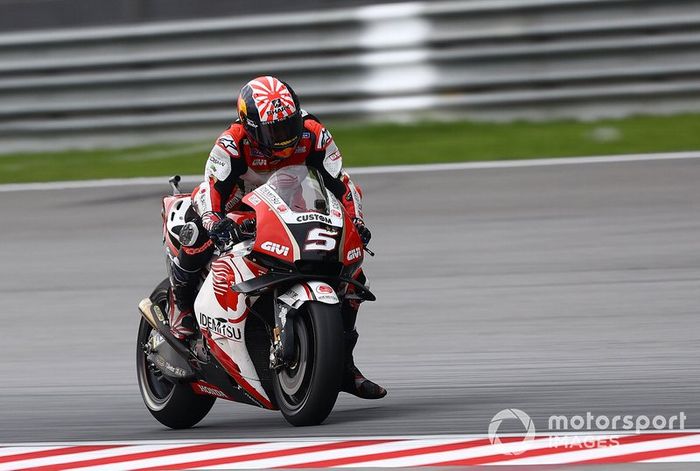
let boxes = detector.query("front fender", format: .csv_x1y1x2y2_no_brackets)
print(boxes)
278,281,340,309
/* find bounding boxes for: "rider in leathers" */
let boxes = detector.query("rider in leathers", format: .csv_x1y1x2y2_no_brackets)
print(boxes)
168,76,386,399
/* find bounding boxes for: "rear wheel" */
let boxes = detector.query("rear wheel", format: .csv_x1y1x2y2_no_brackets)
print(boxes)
272,301,344,426
136,279,215,429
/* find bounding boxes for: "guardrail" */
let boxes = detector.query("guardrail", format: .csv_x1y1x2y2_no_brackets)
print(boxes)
1,0,699,152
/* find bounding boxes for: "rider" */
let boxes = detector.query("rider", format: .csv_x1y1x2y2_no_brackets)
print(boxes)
168,75,386,400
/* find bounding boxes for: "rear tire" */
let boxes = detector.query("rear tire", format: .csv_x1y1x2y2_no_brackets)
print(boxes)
136,279,215,429
272,301,344,426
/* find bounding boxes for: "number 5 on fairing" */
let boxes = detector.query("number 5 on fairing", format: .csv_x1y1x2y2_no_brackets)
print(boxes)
304,228,337,251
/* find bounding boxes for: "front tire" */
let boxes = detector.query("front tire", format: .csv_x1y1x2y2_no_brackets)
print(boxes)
136,279,215,429
272,301,344,426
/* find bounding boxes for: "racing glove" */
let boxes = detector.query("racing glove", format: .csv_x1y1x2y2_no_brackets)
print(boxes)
208,217,235,245
353,218,372,245
208,216,256,246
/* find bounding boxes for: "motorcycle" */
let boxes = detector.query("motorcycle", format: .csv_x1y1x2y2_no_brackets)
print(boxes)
136,165,375,428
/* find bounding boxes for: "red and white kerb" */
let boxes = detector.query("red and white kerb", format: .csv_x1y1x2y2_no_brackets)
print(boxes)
249,76,297,123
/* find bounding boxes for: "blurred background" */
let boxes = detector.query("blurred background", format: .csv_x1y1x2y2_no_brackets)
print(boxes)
1,0,700,182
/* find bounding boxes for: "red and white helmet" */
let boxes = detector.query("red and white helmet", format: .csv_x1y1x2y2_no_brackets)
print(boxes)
237,76,303,159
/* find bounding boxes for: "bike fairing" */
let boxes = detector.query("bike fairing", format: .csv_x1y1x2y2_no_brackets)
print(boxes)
139,166,380,427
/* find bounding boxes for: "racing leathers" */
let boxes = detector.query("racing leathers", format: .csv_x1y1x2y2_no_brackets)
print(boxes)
168,111,386,399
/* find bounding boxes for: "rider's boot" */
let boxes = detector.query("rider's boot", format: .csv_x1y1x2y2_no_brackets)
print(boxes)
167,259,198,341
341,303,387,399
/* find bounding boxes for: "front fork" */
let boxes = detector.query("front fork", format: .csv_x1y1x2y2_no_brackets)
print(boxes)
270,289,298,369
269,281,341,370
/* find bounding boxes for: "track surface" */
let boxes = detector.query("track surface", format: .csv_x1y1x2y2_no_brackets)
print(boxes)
1,159,699,442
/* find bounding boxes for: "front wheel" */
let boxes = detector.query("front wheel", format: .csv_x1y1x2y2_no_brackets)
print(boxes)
136,279,215,429
272,302,344,426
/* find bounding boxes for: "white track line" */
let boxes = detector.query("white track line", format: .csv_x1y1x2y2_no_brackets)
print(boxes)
502,433,700,465
197,438,469,470
644,452,700,462
337,434,700,468
4,430,700,447
0,445,66,457
0,444,172,471
335,436,567,468
0,151,698,193
2,433,700,469
70,441,330,471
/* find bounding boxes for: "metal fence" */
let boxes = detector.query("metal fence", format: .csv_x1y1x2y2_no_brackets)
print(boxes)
1,0,700,152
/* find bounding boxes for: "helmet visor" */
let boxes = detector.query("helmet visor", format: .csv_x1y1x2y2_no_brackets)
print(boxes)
257,112,303,153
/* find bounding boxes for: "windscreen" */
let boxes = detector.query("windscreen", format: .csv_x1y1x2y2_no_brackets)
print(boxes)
266,165,330,215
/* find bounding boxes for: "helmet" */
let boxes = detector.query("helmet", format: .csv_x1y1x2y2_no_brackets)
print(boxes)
237,76,303,159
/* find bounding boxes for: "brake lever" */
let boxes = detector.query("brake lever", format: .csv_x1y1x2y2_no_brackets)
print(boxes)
364,246,375,257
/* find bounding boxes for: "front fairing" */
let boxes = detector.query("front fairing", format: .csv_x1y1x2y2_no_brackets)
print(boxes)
242,166,349,267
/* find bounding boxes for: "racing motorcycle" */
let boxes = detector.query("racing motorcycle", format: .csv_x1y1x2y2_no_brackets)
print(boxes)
136,165,375,428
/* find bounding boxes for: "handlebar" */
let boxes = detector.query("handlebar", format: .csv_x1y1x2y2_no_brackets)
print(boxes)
212,222,256,253
169,175,182,195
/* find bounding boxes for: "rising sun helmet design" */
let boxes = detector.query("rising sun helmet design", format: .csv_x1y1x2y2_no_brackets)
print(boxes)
237,76,303,159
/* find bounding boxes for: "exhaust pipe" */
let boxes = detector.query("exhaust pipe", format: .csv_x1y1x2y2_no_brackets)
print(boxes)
137,297,191,360
138,298,159,329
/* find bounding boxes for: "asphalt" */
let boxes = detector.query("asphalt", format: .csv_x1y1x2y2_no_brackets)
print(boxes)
0,158,699,443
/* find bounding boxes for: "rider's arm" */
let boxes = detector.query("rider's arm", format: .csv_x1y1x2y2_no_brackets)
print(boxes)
194,132,248,230
305,125,364,221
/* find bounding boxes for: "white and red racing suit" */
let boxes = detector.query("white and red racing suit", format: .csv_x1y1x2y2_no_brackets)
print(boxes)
191,111,363,237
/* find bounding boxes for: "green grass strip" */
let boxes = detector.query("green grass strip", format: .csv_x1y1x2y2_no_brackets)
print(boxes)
1,113,699,183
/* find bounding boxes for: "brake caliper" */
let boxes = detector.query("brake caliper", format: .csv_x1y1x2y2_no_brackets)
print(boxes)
270,299,298,370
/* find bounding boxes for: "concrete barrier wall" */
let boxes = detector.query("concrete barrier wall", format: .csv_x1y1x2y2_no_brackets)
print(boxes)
1,0,699,152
